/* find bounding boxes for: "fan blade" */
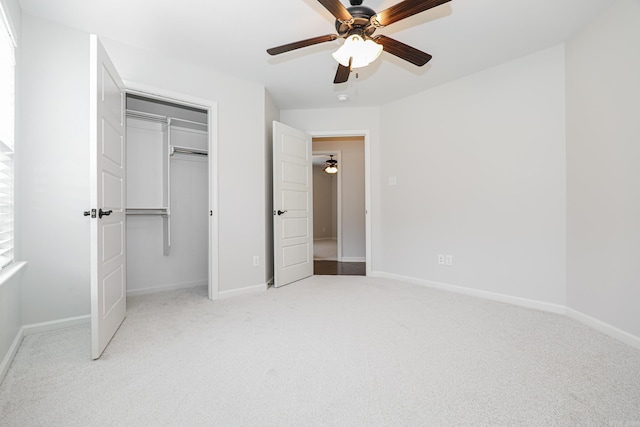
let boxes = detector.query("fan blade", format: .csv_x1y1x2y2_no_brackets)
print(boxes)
334,64,350,84
375,0,451,27
267,34,338,55
374,35,432,66
318,0,353,23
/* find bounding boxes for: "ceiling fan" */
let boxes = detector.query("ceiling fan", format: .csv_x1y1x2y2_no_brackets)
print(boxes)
267,0,451,84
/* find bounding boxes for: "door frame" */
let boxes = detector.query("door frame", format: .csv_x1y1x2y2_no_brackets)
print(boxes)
308,130,371,276
123,80,220,300
311,150,342,261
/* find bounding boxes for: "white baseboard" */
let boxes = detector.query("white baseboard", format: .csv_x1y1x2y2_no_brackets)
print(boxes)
23,315,91,336
127,280,207,297
341,257,366,263
566,308,640,351
1,314,91,384
217,283,267,299
371,271,640,350
0,326,24,384
370,271,566,314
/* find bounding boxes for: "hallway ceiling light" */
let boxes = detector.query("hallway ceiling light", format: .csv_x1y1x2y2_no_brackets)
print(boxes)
324,155,338,174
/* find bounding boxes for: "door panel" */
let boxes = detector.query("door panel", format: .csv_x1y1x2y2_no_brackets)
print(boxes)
102,222,123,263
102,120,124,165
283,218,308,239
282,161,308,184
282,189,308,210
273,121,313,287
90,35,126,359
102,265,124,315
283,244,310,267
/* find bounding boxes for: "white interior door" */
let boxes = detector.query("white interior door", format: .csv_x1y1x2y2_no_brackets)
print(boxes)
89,35,126,359
273,121,313,287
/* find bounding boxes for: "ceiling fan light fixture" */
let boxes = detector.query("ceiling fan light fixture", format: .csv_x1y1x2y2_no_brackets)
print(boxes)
332,34,382,69
324,155,338,174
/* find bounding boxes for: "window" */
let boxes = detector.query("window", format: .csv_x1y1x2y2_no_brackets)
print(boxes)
0,5,15,269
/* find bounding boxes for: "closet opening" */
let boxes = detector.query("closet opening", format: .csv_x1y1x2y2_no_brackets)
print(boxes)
124,92,213,299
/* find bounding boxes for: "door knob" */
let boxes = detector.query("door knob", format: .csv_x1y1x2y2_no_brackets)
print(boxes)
98,208,113,218
277,210,287,216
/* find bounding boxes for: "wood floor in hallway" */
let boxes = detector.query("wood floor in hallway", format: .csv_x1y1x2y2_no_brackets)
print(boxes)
314,260,366,276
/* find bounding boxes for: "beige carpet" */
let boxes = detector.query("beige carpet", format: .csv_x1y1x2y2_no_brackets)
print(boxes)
314,238,337,260
1,275,640,426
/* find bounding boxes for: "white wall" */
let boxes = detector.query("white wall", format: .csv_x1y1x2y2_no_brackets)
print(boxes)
566,0,640,338
0,265,25,379
280,107,380,268
313,137,366,259
264,91,279,284
378,45,567,305
312,164,335,239
0,273,20,368
20,15,91,324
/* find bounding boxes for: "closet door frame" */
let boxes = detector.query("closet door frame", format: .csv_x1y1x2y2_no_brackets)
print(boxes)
124,81,219,300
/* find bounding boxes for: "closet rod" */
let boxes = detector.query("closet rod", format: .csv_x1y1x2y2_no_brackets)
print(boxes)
171,117,207,128
171,145,208,156
125,207,169,216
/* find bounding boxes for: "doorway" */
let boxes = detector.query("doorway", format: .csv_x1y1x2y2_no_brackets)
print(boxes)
271,122,371,287
312,136,366,276
124,92,215,298
90,36,219,359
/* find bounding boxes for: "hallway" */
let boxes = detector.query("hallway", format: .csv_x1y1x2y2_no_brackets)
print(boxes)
314,238,365,276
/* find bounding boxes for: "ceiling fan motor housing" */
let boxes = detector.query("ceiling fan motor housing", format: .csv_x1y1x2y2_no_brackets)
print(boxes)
335,5,377,36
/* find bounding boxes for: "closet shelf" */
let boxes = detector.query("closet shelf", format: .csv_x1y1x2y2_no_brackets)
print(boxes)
126,110,207,132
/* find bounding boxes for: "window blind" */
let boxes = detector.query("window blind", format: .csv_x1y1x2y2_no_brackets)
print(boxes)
0,6,15,269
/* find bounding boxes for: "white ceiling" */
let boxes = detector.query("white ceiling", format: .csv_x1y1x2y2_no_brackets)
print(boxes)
313,154,334,166
19,0,614,110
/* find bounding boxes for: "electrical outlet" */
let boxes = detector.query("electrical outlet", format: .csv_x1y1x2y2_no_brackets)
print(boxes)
253,256,260,267
445,255,453,266
438,254,445,265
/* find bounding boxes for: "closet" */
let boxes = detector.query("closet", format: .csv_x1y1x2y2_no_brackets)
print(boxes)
125,94,209,296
